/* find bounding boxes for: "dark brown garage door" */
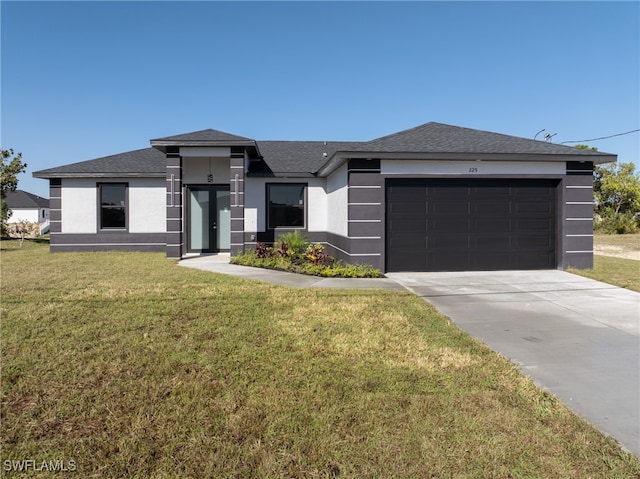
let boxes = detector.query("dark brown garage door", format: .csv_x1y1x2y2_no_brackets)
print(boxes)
386,179,558,272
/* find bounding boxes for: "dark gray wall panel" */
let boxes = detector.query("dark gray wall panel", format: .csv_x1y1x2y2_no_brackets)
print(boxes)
564,187,593,202
348,221,382,238
348,187,383,204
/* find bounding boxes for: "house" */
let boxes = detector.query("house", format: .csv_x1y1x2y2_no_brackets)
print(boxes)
4,190,50,236
33,122,615,272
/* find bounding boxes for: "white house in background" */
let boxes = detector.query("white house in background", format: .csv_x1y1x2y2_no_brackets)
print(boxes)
33,122,614,272
4,190,50,235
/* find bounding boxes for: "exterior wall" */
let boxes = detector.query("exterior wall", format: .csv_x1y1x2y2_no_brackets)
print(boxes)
326,163,348,237
128,179,166,233
182,157,230,185
61,179,98,233
7,208,45,224
51,177,166,252
243,177,326,238
230,148,246,256
561,162,594,269
376,158,592,271
381,159,566,176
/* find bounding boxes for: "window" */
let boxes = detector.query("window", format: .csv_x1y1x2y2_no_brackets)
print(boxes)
268,183,305,228
100,183,127,229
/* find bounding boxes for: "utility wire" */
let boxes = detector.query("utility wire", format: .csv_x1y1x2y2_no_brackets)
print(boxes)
560,129,640,144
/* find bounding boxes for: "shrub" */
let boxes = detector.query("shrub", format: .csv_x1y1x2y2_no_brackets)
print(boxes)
276,230,308,257
230,242,382,278
594,209,639,234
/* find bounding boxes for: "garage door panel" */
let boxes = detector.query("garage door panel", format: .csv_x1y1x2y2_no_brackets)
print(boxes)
515,202,554,214
429,235,469,250
472,217,511,231
431,202,468,215
515,218,554,232
472,201,511,215
386,179,557,272
514,234,555,249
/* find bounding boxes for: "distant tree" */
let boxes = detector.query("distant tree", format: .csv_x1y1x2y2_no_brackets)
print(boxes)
1,149,28,236
594,162,640,215
575,144,598,152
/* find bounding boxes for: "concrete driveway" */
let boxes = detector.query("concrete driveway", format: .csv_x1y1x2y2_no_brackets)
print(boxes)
386,270,640,456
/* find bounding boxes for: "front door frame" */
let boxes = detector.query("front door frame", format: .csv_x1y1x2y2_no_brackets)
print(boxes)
185,184,230,254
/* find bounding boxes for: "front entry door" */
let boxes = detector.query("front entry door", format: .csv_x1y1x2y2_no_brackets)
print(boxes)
187,186,231,253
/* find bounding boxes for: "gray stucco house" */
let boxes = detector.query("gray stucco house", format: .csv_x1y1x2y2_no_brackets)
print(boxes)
33,122,615,272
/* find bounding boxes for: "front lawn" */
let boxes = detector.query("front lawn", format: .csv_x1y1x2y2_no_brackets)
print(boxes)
2,241,638,478
570,255,640,292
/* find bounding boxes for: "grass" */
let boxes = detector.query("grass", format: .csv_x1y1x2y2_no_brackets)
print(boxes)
594,232,640,252
570,255,640,293
2,240,639,478
567,233,640,292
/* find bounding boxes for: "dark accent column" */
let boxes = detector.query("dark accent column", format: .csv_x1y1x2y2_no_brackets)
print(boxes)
347,159,384,270
230,148,245,256
562,161,594,269
166,147,183,258
48,178,62,251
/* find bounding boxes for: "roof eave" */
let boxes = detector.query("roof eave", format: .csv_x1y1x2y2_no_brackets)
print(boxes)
33,172,166,179
317,150,616,176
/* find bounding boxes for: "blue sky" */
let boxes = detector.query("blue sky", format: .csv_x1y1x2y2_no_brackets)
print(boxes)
2,1,639,198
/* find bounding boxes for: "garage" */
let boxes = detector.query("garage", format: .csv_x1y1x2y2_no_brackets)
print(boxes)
386,179,558,272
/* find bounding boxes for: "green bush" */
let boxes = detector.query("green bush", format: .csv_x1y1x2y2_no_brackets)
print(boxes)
276,230,308,257
594,209,639,234
231,243,382,278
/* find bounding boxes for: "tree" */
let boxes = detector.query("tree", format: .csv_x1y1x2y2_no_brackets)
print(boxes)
593,162,640,215
1,149,28,236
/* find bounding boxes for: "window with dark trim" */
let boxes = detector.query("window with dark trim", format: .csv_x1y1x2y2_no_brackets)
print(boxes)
99,183,127,229
267,183,305,229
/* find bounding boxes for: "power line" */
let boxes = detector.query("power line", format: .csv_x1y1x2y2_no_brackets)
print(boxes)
560,129,640,144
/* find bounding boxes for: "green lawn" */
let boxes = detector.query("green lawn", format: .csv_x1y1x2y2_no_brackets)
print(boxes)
2,241,639,478
570,255,640,293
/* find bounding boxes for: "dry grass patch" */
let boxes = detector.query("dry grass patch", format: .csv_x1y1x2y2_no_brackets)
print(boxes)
2,240,639,478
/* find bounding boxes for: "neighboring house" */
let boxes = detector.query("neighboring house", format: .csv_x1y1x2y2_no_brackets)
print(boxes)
4,190,50,236
33,122,615,272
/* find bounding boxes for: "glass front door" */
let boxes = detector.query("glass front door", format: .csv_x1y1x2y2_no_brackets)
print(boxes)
187,186,230,253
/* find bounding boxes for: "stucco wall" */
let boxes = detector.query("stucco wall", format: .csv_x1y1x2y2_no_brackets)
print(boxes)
61,178,165,234
7,208,47,224
244,177,327,233
61,179,97,233
182,157,230,185
381,159,566,176
326,163,348,237
128,179,166,233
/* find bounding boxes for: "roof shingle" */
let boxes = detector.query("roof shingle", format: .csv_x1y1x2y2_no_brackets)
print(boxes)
5,190,49,209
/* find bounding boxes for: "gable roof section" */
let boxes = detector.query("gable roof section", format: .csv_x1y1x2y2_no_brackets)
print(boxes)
33,122,617,180
253,140,361,176
357,122,611,156
33,147,166,178
316,122,615,175
5,190,49,209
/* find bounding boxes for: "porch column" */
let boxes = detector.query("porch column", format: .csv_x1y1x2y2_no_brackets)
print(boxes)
166,147,183,258
230,148,245,256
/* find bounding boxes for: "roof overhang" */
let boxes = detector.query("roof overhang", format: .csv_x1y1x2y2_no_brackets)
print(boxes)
33,172,166,179
316,150,617,177
151,139,261,158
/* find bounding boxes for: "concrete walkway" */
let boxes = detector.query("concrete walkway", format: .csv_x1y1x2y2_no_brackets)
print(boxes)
178,254,405,290
179,256,639,455
387,270,640,456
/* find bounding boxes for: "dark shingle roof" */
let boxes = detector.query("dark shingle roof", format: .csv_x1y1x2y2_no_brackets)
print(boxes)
33,148,166,178
33,122,616,179
151,129,253,143
255,141,361,174
5,190,49,209
356,122,609,157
